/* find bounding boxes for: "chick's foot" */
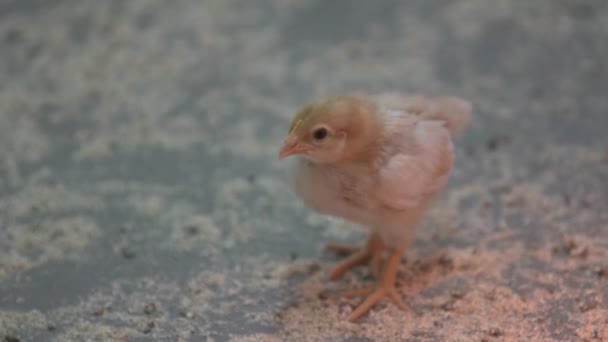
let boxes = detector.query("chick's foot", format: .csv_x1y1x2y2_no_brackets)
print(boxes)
336,249,409,322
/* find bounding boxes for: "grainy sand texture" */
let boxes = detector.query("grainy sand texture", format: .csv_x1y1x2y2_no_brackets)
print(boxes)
0,0,607,341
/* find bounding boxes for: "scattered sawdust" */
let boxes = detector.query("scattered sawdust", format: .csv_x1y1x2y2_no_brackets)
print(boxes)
73,114,209,160
0,183,105,219
270,244,548,341
169,214,222,251
127,194,168,218
0,216,100,280
0,310,48,332
576,309,608,341
95,180,177,196
0,113,51,163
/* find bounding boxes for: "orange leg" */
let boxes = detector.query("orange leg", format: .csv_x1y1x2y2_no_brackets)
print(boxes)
335,248,409,322
325,233,385,280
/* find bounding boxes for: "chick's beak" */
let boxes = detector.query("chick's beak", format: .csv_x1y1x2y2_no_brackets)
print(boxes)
279,137,309,159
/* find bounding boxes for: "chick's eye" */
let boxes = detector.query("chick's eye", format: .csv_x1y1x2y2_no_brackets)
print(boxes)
313,127,328,140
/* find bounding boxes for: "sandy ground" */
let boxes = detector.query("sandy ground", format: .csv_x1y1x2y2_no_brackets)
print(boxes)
0,0,607,341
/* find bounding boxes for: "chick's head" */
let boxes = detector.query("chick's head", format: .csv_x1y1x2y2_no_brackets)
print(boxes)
279,95,380,164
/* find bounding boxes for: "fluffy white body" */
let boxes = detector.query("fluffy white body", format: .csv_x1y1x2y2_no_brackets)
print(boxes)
291,93,470,248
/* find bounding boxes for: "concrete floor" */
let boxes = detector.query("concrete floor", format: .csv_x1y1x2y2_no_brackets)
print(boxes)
0,0,607,341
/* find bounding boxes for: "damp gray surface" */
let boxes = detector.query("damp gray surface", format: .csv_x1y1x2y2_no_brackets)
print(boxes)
1,1,607,341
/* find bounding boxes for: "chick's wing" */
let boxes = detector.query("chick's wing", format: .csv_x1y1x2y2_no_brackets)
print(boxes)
373,120,454,211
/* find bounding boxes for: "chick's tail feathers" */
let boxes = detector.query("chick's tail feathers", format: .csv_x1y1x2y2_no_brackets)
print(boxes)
427,96,472,136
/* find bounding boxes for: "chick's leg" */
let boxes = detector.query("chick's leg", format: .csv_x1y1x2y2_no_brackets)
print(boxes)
341,249,408,322
326,233,385,280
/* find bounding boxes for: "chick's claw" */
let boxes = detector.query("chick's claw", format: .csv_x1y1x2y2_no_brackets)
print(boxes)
346,285,409,322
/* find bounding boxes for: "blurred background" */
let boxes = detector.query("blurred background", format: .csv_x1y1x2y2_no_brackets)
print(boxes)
0,0,606,341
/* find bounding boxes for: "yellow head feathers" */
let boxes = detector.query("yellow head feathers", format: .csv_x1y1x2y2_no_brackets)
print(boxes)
287,96,361,136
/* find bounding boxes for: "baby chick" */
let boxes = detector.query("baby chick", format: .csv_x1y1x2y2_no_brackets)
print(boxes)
279,92,471,321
